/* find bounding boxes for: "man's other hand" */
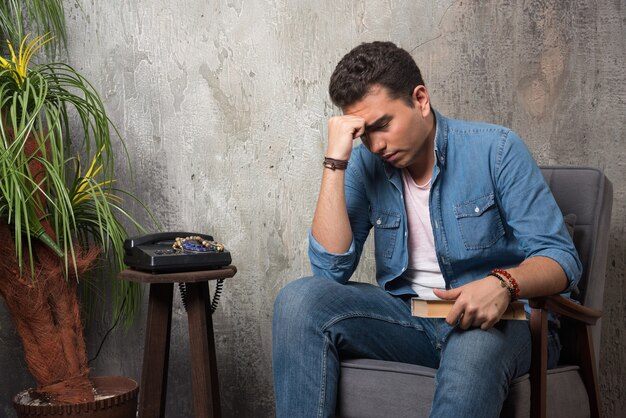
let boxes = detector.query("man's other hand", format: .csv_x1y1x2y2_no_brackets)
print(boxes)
433,276,512,330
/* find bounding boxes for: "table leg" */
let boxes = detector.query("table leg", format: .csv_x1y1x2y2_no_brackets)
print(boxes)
139,283,174,418
186,281,221,418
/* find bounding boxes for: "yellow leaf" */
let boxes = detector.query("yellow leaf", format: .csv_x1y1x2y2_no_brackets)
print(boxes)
7,39,18,62
0,55,11,70
2,34,55,85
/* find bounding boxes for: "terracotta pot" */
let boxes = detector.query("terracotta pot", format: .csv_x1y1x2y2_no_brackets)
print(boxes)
13,376,138,418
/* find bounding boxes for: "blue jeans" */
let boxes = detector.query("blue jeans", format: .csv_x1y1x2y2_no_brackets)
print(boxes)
272,276,561,418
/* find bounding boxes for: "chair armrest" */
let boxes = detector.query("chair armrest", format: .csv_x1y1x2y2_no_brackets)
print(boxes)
528,295,602,325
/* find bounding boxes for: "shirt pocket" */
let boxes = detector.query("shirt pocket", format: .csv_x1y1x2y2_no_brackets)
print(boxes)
369,209,401,258
453,193,505,250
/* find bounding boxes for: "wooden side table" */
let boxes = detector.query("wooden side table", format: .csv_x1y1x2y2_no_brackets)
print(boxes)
119,265,237,418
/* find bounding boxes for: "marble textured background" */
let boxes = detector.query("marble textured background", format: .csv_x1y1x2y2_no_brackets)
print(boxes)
1,1,625,416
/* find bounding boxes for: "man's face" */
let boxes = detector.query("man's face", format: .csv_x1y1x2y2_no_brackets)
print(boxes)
342,85,434,170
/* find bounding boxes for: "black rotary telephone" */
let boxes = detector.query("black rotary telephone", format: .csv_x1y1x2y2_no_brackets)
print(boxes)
123,231,231,273
123,232,232,314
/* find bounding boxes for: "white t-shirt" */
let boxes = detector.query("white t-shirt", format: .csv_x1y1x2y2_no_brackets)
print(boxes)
400,168,445,300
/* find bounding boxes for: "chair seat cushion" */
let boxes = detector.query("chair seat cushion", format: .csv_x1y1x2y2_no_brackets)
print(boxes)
338,359,590,418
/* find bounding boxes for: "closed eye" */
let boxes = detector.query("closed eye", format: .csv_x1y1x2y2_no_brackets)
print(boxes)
364,115,392,134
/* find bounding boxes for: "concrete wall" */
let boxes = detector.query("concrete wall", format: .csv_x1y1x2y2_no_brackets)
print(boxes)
1,0,625,416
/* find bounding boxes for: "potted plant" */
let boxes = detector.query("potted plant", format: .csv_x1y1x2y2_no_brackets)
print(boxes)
0,1,151,416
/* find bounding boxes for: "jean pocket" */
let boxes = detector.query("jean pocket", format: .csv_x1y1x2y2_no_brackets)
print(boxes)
369,209,401,258
453,193,505,250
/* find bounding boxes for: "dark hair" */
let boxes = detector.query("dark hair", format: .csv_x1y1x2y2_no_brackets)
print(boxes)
329,41,425,108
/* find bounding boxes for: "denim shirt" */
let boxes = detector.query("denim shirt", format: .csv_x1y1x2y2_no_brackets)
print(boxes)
309,109,582,296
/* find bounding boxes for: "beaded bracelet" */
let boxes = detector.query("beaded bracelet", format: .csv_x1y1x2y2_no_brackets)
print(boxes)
488,272,516,301
323,157,349,170
172,236,225,253
491,268,520,300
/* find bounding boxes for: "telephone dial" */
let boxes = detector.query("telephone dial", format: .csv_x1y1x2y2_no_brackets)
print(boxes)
123,231,232,273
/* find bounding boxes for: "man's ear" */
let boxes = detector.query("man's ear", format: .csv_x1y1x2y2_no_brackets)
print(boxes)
412,85,430,116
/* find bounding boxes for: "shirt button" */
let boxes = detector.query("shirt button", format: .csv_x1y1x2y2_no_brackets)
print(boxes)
474,206,480,213
376,219,382,225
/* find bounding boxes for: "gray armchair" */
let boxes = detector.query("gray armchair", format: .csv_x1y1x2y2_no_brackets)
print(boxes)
337,167,613,418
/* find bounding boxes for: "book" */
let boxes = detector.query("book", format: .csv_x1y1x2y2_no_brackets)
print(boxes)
411,298,527,320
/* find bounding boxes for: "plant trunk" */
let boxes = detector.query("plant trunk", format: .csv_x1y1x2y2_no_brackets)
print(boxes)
0,133,98,404
0,221,99,403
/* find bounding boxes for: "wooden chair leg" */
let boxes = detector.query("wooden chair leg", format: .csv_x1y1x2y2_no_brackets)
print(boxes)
578,324,602,418
530,307,548,418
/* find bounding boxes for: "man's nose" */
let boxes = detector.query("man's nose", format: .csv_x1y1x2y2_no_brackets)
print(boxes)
368,133,386,154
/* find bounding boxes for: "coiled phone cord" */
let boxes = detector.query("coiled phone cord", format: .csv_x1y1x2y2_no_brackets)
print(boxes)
178,279,224,314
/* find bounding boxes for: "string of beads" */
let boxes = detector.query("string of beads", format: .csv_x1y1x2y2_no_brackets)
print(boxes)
172,236,225,253
489,268,520,301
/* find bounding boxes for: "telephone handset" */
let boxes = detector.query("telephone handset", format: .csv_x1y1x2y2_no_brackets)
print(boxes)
123,231,232,274
124,231,214,250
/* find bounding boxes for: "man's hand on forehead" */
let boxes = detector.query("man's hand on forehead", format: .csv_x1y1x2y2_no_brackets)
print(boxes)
326,115,366,161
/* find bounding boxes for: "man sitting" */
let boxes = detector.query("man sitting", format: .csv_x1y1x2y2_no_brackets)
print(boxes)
272,41,581,418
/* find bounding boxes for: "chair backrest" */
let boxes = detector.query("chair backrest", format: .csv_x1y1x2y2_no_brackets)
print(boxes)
540,166,613,365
